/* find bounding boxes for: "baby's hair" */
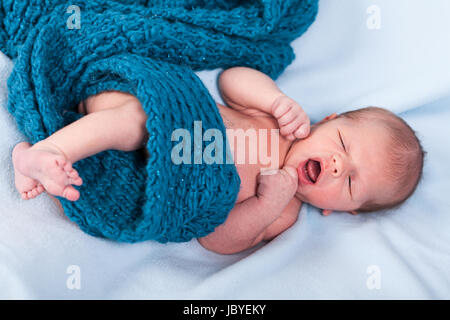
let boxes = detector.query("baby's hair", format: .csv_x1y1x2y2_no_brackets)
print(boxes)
339,107,426,213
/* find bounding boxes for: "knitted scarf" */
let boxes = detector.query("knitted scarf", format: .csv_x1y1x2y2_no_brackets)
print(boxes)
0,0,318,243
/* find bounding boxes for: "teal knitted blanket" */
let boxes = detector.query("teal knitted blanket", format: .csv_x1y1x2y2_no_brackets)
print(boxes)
0,0,318,243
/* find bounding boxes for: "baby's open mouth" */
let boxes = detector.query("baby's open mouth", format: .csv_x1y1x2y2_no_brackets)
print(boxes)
304,159,321,183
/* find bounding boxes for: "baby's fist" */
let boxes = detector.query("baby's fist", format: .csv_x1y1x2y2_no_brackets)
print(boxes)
256,166,299,209
271,95,310,140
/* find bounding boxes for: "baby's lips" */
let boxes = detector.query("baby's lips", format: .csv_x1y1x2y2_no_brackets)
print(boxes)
296,160,315,186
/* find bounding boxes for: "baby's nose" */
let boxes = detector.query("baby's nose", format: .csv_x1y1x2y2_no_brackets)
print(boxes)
330,154,345,178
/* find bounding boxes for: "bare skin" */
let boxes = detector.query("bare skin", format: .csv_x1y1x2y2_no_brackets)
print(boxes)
12,141,82,200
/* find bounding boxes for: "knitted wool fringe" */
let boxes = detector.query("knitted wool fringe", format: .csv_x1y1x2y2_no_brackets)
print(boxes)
0,0,318,243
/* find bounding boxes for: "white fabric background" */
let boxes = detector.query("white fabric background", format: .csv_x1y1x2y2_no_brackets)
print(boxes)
0,0,449,299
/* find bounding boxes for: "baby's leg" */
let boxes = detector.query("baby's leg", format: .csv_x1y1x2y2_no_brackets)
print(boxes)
12,98,148,201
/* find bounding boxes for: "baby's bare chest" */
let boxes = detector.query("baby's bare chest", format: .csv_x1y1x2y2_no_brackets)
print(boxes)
216,104,290,203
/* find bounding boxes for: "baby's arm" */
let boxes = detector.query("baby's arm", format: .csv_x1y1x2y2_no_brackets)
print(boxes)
198,166,300,255
219,67,310,140
219,67,284,115
263,196,301,241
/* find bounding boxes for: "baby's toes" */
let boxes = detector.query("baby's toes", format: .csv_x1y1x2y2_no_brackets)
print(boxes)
27,190,36,199
62,185,80,202
66,169,83,186
69,176,83,186
62,161,73,173
66,168,80,180
26,185,42,199
54,154,67,168
37,184,45,193
32,188,39,197
33,184,45,196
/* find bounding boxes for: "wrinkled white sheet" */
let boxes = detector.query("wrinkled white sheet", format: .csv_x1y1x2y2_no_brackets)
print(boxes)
0,0,449,299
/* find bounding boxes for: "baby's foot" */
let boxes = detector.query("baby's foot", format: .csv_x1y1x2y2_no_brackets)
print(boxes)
12,142,83,201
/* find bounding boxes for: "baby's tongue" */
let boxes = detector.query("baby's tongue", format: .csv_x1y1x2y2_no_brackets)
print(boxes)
306,160,320,182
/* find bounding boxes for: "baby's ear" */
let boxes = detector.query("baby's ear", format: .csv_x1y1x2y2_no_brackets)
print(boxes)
316,113,338,125
324,113,338,121
322,209,333,216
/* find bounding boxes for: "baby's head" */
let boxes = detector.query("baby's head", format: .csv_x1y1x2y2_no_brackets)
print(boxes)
284,107,425,215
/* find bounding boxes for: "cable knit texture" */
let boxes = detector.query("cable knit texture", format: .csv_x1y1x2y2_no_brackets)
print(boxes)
0,0,318,243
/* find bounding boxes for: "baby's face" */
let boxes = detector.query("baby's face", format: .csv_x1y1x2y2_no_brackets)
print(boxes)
284,114,394,214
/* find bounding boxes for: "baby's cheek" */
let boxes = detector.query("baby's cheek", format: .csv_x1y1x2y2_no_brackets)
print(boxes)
305,187,342,210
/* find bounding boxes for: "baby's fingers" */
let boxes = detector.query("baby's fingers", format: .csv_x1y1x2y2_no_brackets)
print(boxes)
281,165,298,180
277,108,296,125
285,133,295,141
272,103,291,119
293,123,310,139
280,116,304,137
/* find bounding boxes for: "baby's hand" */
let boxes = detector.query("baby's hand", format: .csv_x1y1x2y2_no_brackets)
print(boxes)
271,95,310,140
256,166,298,210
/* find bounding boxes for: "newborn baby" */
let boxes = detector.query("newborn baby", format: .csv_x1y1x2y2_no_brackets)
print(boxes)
11,67,425,254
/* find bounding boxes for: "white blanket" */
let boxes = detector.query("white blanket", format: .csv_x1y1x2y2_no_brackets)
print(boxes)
1,0,449,299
